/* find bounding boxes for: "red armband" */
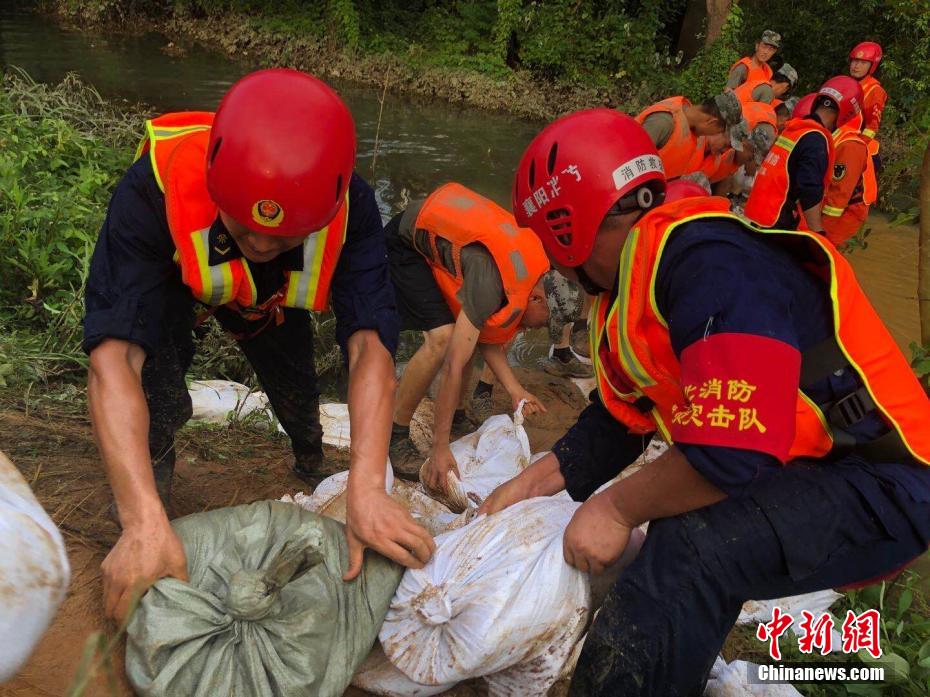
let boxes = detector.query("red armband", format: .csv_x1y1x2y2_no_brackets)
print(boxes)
669,333,801,462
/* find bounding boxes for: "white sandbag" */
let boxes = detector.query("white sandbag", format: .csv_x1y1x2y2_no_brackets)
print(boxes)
188,380,272,424
188,382,353,449
283,466,465,538
352,644,453,696
738,590,842,631
704,656,803,697
0,450,70,682
379,497,590,695
427,404,532,513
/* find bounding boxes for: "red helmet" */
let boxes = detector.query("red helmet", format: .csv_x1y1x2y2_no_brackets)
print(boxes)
792,93,817,119
849,41,883,76
207,68,356,237
664,179,709,202
815,76,864,128
512,109,665,267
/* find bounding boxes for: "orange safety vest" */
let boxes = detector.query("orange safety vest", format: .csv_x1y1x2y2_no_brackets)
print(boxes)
590,196,930,465
848,76,886,142
730,57,773,89
744,117,835,228
412,183,550,344
134,112,348,313
822,125,878,245
742,101,778,131
730,57,774,102
635,97,706,179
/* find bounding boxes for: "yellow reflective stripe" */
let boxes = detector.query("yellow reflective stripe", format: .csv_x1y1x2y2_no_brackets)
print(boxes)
150,125,210,139
774,135,797,152
241,262,257,305
614,229,654,387
822,205,845,217
285,270,301,307
799,391,833,446
143,120,165,193
304,227,329,308
752,226,927,464
191,228,214,302
863,128,876,139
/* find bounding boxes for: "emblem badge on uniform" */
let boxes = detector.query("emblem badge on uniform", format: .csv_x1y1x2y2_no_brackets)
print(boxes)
833,163,847,181
251,199,285,228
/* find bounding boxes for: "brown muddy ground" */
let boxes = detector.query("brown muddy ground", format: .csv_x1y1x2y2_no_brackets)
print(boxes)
0,368,584,697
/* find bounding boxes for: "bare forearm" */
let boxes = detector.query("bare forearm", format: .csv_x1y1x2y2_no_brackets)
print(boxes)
603,446,726,527
346,330,396,490
802,204,824,232
479,343,521,395
87,358,162,527
432,359,464,448
520,451,567,497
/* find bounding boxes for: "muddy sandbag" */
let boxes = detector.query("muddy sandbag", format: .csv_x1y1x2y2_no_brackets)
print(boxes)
379,497,590,696
0,450,70,682
125,500,402,697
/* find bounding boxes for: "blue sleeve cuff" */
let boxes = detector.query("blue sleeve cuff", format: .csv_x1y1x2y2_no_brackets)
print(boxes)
678,443,781,496
554,394,651,501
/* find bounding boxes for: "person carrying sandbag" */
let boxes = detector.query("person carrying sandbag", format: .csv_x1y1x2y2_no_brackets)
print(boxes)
83,68,434,622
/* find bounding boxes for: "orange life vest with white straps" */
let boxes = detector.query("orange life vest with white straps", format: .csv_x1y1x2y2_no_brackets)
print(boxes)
744,117,836,228
635,97,706,179
590,196,930,465
134,112,349,312
412,183,550,344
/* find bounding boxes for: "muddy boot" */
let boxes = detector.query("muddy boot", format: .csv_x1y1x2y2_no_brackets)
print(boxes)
389,424,423,481
542,348,594,379
451,408,481,438
467,391,495,425
292,446,325,484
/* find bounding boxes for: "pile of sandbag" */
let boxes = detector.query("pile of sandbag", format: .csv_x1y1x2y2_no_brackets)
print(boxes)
0,450,70,682
125,500,402,697
288,407,596,695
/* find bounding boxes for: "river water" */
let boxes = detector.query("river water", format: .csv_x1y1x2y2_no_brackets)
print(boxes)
0,4,921,355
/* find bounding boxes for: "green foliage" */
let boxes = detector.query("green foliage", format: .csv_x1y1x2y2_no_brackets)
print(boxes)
667,0,743,103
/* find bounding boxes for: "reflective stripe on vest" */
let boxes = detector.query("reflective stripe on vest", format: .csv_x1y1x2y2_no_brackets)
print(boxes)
826,126,878,216
636,97,706,179
136,112,348,312
849,76,883,139
744,118,835,228
413,182,550,344
591,196,930,464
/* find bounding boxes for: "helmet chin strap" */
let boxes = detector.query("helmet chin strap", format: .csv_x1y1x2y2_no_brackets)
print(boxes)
575,265,610,296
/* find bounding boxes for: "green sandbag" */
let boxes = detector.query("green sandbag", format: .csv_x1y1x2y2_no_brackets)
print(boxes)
125,500,402,697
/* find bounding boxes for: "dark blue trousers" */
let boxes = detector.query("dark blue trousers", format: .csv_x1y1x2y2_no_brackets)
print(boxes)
569,458,930,697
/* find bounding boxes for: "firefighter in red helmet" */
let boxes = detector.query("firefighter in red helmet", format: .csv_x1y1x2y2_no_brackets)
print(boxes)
744,76,864,232
848,41,887,142
479,108,930,696
85,69,434,621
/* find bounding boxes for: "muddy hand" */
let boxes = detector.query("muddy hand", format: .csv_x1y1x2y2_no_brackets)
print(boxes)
421,444,460,495
477,475,534,516
512,389,547,417
343,487,436,581
102,517,188,622
562,491,633,575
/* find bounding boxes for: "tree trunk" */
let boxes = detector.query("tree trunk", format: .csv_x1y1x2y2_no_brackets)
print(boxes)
919,139,930,347
705,0,733,47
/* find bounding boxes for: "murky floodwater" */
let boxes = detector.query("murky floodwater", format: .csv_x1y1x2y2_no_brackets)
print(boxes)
0,5,540,216
0,4,921,357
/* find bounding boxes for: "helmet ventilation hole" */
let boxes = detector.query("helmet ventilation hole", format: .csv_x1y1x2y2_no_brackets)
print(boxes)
209,138,223,165
547,143,558,176
336,173,344,202
528,160,536,188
